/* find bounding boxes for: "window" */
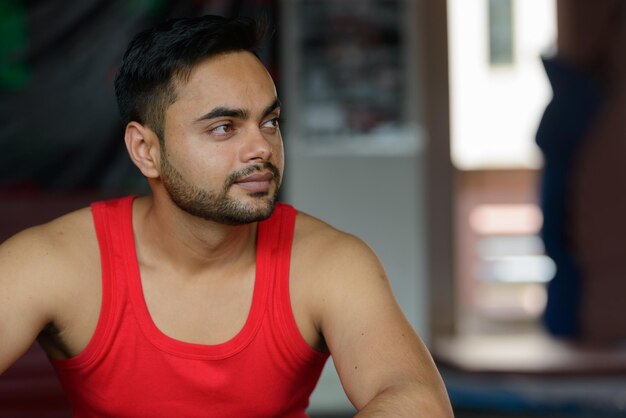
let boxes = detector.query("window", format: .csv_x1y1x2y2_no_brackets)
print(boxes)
488,0,514,65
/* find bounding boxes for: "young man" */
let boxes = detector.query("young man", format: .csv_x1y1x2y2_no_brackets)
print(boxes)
0,15,453,417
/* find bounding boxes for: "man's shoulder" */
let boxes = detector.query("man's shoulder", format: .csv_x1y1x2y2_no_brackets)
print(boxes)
294,210,360,248
0,206,97,274
292,210,380,274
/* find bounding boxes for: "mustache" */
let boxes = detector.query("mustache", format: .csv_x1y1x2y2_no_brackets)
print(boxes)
225,162,281,187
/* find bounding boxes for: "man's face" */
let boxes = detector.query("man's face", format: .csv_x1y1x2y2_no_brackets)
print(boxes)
157,51,284,225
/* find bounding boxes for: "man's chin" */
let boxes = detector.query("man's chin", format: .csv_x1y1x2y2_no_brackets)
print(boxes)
217,198,277,225
248,199,277,221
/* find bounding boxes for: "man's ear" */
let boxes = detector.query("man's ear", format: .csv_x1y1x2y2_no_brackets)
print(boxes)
124,122,161,178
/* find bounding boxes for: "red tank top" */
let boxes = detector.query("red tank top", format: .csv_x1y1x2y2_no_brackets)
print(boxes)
51,196,329,417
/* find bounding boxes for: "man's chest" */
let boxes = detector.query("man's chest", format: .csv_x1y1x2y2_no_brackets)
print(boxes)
139,267,257,345
40,247,325,359
42,268,260,358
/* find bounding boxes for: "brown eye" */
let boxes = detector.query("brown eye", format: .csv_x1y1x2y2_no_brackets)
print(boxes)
210,123,233,135
262,117,280,130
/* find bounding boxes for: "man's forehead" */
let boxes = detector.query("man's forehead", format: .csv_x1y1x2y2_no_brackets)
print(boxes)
186,51,272,87
168,52,277,117
178,54,273,94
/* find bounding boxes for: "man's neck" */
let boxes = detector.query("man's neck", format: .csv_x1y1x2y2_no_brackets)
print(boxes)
133,195,258,277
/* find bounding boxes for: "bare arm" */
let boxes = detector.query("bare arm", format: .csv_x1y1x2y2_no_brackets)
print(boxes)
0,227,63,374
310,233,453,417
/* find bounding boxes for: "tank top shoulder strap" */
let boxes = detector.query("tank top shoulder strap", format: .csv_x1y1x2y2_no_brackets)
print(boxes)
264,203,323,362
258,202,297,280
58,196,135,369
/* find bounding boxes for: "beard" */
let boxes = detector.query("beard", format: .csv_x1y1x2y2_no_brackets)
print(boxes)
159,148,282,226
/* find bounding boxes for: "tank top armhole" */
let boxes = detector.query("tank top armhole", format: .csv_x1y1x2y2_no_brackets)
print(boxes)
51,199,122,369
273,204,329,363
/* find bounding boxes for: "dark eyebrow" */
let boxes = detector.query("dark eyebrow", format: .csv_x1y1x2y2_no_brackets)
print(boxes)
194,107,248,123
193,98,281,124
262,98,281,118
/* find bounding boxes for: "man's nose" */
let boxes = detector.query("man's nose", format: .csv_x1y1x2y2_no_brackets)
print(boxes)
241,128,273,162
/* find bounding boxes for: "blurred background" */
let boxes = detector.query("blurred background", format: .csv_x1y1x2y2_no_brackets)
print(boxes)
1,0,626,417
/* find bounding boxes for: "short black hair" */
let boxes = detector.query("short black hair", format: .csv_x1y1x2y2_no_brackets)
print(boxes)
114,15,267,140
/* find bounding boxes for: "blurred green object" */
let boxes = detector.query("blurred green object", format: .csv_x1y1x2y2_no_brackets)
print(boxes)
0,0,30,89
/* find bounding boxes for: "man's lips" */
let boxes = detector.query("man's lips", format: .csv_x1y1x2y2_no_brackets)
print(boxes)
234,172,274,192
236,172,274,183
